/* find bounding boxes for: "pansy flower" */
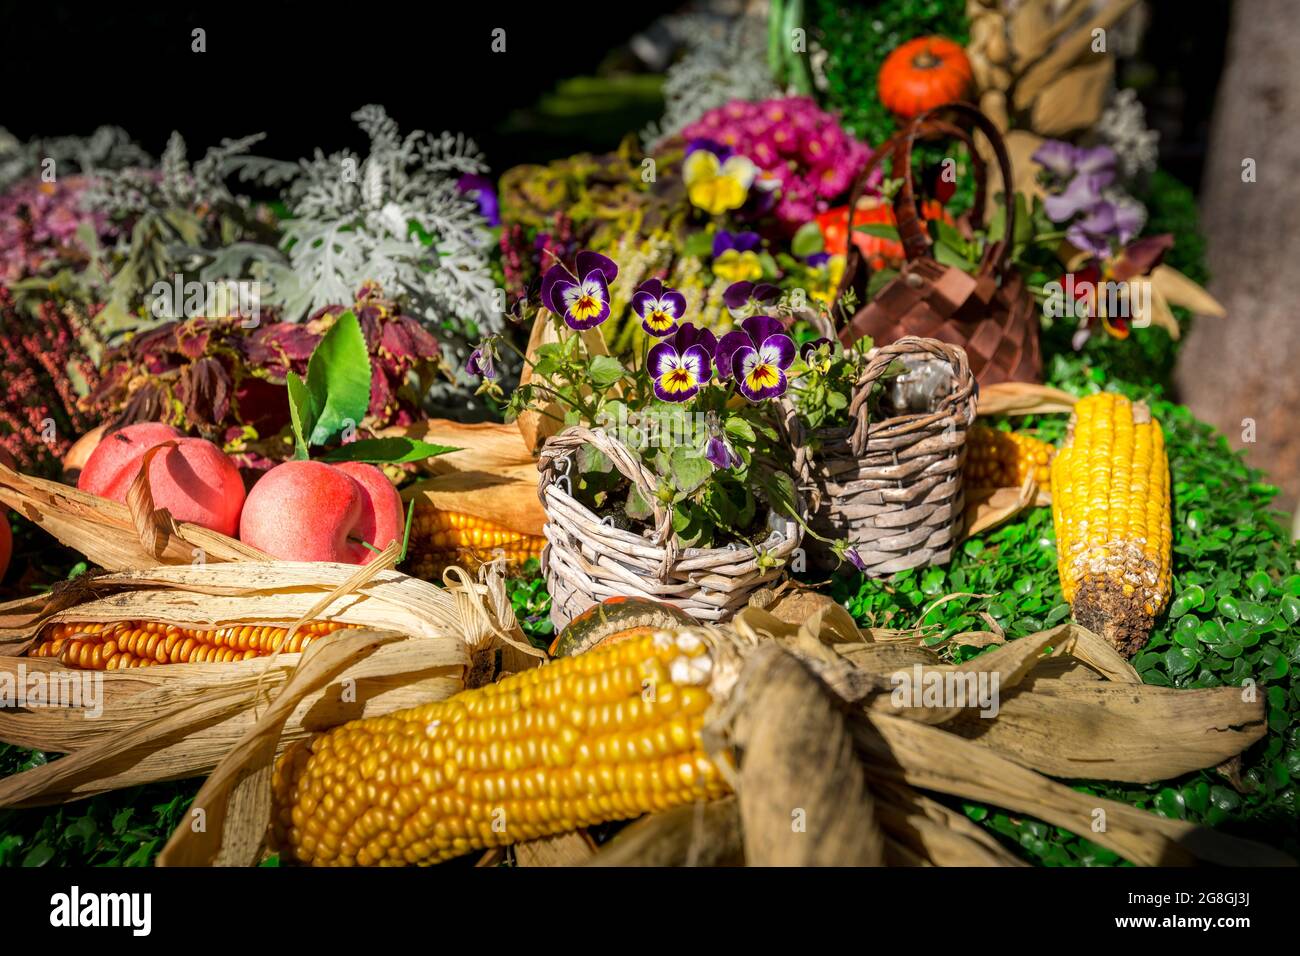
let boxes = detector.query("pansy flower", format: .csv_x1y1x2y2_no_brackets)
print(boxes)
466,336,499,380
631,277,686,337
648,323,717,403
683,145,758,216
716,315,796,402
704,431,743,471
722,280,781,319
712,230,764,284
799,337,833,373
540,250,618,330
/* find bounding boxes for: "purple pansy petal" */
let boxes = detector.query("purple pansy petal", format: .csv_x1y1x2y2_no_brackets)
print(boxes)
1043,173,1111,223
630,288,656,319
633,277,665,303
576,251,618,285
661,289,687,318
733,231,761,252
846,548,867,572
723,281,755,310
714,329,751,379
799,337,831,361
712,232,737,258
759,332,796,370
704,436,742,470
741,314,786,347
647,341,679,379
540,264,570,315
681,344,713,387
673,322,718,358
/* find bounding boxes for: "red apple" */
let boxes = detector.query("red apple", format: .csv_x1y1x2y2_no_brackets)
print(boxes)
77,422,246,537
239,460,403,565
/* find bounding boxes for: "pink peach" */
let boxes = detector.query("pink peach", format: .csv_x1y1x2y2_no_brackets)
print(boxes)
77,423,245,537
239,460,402,565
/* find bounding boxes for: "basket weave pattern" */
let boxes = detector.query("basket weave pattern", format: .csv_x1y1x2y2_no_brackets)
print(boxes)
537,427,803,630
784,337,977,575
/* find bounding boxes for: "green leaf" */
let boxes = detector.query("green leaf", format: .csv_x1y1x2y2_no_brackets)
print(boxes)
319,437,458,465
588,355,626,390
934,240,975,272
306,310,372,446
683,231,714,258
791,221,825,257
625,482,654,521
853,223,900,241
576,444,613,474
286,371,314,461
669,447,713,496
724,417,757,443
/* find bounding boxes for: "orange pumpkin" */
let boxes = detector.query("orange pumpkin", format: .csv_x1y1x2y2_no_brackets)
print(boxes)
878,36,973,118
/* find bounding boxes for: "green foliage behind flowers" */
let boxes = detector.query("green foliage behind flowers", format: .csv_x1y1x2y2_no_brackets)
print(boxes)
810,0,969,146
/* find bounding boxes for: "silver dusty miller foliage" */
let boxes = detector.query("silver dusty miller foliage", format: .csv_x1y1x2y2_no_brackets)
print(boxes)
238,105,501,374
0,125,151,191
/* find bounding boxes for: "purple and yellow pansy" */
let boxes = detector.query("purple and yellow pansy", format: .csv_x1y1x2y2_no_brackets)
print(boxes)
712,230,764,284
716,315,796,402
631,277,686,337
648,323,717,403
683,141,758,216
541,250,618,330
722,280,781,319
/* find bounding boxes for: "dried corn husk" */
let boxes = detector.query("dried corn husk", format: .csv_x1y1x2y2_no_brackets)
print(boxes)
0,560,525,806
0,459,268,571
159,601,1288,868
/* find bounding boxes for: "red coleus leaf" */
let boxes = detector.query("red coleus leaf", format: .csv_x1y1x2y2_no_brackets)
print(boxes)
178,355,232,428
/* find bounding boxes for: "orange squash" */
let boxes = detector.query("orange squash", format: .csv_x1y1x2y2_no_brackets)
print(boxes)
548,596,695,658
878,36,973,118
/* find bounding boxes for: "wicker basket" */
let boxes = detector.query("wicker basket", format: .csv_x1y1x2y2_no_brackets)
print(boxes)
782,337,977,575
834,103,1042,388
537,426,803,630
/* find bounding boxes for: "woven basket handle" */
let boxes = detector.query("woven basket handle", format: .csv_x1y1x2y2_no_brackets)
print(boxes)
895,102,1017,278
846,337,976,458
536,426,673,545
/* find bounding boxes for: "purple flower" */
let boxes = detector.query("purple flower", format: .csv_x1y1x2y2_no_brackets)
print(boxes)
1065,200,1143,257
704,434,743,470
1031,140,1080,179
1043,173,1113,223
722,280,781,317
799,337,831,361
466,341,497,380
716,315,796,402
540,251,618,330
846,548,867,572
685,138,732,161
805,252,830,267
631,277,686,337
456,173,500,227
648,323,717,403
712,230,761,258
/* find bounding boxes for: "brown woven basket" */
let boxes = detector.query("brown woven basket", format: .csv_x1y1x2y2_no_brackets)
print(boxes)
537,426,803,630
782,337,977,575
834,103,1041,388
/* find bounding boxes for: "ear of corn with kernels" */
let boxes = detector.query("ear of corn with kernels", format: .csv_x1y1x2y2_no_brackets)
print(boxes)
270,629,734,866
404,504,546,580
1050,393,1171,657
26,620,354,669
966,425,1055,489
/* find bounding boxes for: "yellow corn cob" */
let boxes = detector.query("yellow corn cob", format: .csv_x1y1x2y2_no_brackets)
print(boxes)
270,629,733,866
26,620,354,670
405,504,545,580
966,425,1055,489
1050,393,1171,656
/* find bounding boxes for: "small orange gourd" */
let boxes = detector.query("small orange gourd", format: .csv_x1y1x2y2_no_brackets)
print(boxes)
878,36,974,118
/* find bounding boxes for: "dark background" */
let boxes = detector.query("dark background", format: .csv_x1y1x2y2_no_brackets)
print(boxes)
1,0,1230,187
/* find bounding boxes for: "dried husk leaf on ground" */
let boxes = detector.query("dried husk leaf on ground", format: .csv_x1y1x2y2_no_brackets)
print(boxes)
0,561,522,806
962,477,1048,539
401,468,546,539
0,460,268,571
976,382,1077,417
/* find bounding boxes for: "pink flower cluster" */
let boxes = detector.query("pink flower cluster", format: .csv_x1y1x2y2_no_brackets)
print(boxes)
0,176,117,282
682,97,872,229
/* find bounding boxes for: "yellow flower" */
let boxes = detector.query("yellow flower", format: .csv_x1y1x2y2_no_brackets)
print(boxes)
683,150,757,216
712,249,764,284
809,255,846,306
